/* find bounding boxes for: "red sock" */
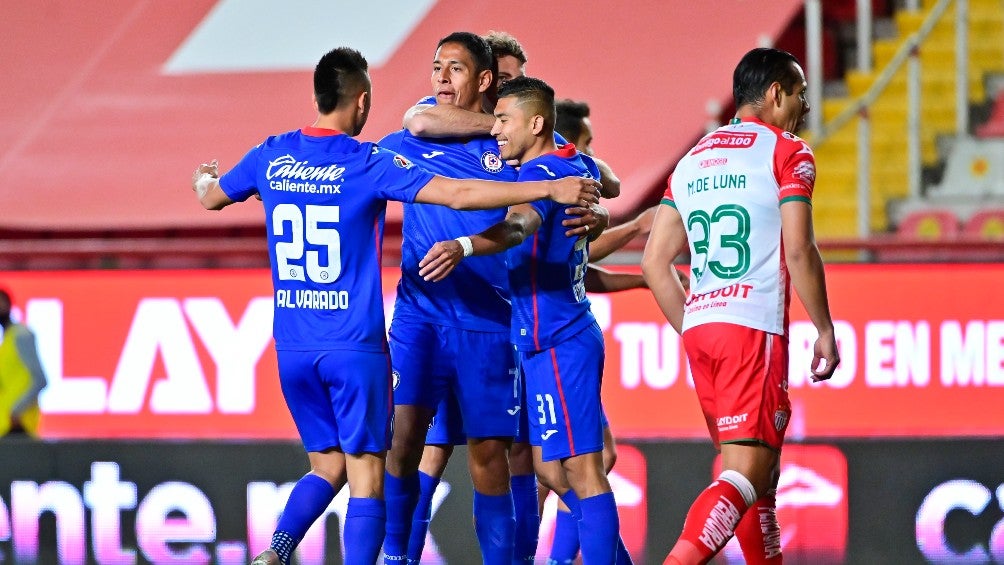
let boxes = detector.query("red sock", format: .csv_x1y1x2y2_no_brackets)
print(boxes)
735,489,782,564
664,478,749,565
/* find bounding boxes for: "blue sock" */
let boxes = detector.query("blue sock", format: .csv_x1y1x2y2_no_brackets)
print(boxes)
510,474,540,564
407,471,440,561
473,490,516,565
577,492,619,565
558,490,581,518
383,472,420,563
615,535,634,565
548,509,579,564
271,473,335,564
344,497,385,565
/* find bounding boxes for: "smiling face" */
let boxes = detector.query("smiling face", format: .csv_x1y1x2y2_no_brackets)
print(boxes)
431,42,490,112
490,95,536,164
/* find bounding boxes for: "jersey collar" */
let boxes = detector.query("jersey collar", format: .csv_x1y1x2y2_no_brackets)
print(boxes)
301,126,344,137
549,143,578,158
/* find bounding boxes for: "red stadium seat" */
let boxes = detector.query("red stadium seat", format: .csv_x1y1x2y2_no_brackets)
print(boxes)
895,209,960,240
977,91,1004,138
963,208,1004,240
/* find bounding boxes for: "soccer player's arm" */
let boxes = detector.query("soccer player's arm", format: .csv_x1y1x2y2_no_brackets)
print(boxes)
779,143,839,382
588,205,657,262
640,181,689,334
404,103,495,138
418,204,542,282
592,156,621,198
11,329,47,418
584,264,646,293
414,175,599,210
191,160,234,210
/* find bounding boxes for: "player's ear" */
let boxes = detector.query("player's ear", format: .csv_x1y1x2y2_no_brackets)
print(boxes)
530,114,545,135
769,82,783,108
477,69,493,94
312,94,319,113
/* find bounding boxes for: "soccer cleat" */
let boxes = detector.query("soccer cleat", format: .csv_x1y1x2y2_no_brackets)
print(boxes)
250,549,281,565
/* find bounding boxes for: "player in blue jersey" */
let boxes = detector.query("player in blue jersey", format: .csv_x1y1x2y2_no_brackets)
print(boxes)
188,47,601,565
419,76,630,565
377,31,552,565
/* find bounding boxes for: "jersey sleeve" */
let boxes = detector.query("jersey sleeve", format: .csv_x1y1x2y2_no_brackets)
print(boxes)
775,135,815,205
218,143,264,202
367,145,436,204
518,162,558,220
661,174,677,208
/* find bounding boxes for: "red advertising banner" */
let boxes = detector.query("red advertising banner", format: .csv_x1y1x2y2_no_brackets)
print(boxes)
1,264,1002,439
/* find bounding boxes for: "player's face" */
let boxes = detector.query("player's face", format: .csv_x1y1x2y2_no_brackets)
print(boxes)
491,95,534,164
495,55,524,88
778,62,809,133
572,117,595,155
432,42,487,113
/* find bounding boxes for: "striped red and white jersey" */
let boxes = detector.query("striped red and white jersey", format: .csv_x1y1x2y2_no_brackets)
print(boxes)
662,117,815,335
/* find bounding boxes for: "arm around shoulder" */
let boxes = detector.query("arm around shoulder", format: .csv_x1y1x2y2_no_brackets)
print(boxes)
404,104,494,138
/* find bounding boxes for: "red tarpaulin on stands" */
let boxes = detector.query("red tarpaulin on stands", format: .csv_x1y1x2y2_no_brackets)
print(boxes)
0,0,801,230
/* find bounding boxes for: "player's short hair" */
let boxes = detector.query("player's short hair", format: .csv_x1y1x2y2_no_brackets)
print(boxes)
314,47,369,115
483,30,527,65
498,76,555,128
732,47,802,109
437,32,494,76
555,99,590,143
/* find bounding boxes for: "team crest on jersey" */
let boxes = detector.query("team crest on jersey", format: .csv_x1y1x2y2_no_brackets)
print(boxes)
774,409,790,431
481,151,504,173
392,370,401,390
393,154,414,169
793,160,816,184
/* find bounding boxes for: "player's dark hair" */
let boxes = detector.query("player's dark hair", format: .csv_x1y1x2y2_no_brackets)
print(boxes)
314,47,369,115
437,32,494,76
0,288,10,305
498,76,555,127
555,99,590,143
732,47,802,109
484,30,527,65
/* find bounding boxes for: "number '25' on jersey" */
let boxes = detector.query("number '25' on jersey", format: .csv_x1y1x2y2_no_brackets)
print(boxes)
219,126,434,352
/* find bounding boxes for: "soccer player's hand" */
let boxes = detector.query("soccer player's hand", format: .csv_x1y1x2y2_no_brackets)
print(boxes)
562,203,609,238
810,331,840,382
419,240,464,282
549,177,601,206
191,160,219,197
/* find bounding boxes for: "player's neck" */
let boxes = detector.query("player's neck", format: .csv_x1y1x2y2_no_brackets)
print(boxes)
519,137,556,164
312,113,352,135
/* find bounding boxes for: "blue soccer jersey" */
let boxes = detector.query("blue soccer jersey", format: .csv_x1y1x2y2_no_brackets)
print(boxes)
509,144,602,351
379,125,517,332
219,126,434,352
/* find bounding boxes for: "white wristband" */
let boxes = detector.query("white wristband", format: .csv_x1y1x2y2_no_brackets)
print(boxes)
455,236,474,257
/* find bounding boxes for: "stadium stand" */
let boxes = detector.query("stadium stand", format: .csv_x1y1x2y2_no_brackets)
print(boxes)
812,0,1004,239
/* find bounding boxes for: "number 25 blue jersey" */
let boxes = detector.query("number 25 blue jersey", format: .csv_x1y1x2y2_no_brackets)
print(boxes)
219,127,434,352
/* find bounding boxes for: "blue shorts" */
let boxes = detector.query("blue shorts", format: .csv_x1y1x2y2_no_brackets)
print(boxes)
520,323,605,461
515,343,609,447
389,320,519,439
277,349,391,455
425,391,466,446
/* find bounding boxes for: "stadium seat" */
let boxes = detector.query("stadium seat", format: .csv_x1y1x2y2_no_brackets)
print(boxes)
928,137,1004,198
963,208,1004,240
977,90,1004,138
895,209,960,240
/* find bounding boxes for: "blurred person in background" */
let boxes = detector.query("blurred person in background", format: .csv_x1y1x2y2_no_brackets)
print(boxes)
0,288,47,438
642,47,839,565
